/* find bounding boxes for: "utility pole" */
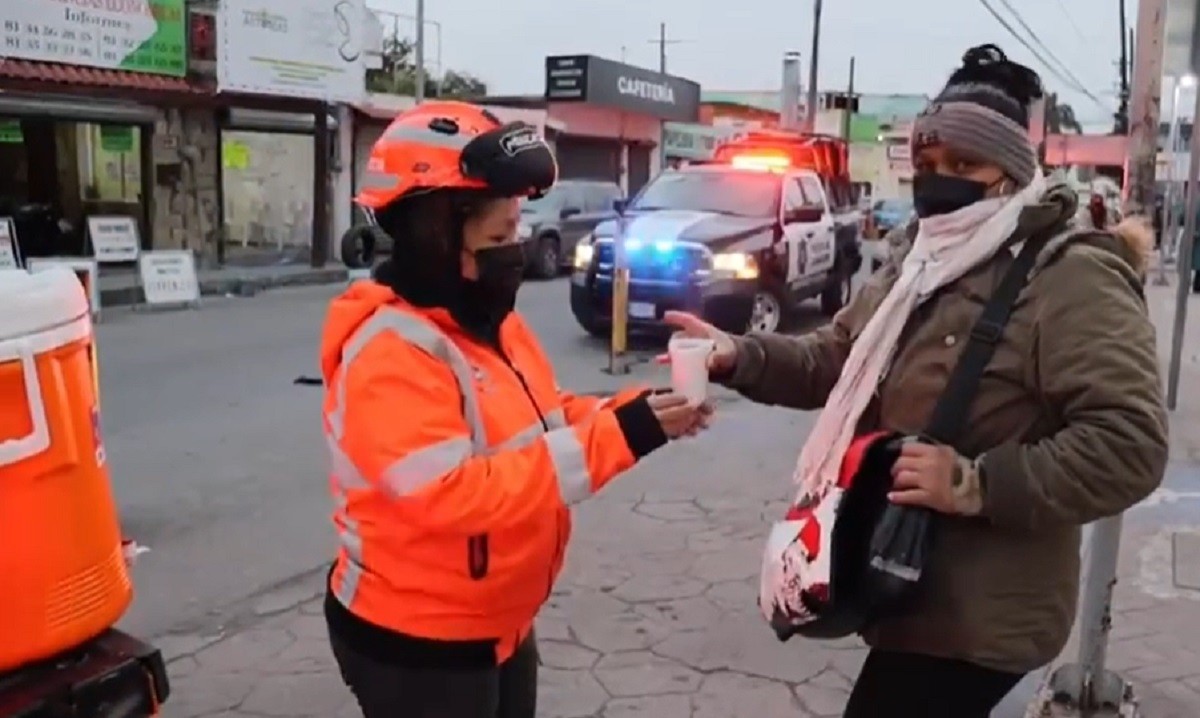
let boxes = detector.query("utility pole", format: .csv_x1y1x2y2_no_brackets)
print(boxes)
803,0,823,133
415,0,426,101
1123,0,1164,215
841,56,855,140
1041,2,1164,713
647,22,685,73
1116,0,1130,133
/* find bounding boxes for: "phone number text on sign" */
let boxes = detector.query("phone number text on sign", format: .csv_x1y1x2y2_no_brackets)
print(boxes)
138,250,200,306
0,1,186,76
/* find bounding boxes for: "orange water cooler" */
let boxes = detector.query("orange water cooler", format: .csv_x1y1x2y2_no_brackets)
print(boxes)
0,267,132,672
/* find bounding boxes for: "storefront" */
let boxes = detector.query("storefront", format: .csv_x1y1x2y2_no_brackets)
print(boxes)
218,107,339,265
216,0,368,267
0,0,205,260
540,55,701,194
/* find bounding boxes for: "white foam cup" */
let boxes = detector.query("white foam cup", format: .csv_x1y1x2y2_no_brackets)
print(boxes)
668,336,716,406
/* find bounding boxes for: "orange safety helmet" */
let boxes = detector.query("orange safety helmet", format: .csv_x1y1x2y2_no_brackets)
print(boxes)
356,100,557,210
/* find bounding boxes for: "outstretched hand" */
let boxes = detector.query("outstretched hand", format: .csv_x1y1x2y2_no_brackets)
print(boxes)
647,390,714,439
655,311,738,375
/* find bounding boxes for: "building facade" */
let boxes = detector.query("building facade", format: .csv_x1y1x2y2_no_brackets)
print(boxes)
0,0,218,264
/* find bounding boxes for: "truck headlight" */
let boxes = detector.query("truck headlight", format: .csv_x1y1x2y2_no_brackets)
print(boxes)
573,235,595,270
517,222,533,240
711,251,759,279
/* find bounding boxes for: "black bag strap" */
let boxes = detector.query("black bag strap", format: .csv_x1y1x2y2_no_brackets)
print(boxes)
923,235,1047,445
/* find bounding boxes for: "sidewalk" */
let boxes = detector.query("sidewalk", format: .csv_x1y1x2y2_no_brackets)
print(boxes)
159,281,1200,718
96,262,349,307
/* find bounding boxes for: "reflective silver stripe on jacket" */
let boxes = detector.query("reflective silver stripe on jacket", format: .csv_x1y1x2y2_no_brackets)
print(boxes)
325,307,591,607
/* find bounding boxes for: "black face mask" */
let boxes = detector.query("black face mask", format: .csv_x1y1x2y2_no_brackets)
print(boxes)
462,243,526,318
912,173,990,218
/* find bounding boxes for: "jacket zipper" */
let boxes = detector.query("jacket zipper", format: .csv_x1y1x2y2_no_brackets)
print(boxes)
494,348,549,432
490,343,565,606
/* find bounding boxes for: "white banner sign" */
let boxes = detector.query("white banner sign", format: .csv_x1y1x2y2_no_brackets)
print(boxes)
0,218,18,269
885,144,911,162
87,216,140,263
139,250,200,306
218,0,368,103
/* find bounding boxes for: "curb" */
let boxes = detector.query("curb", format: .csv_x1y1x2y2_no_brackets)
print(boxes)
98,267,350,307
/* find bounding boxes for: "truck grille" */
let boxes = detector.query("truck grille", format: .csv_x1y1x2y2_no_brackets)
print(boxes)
594,241,710,281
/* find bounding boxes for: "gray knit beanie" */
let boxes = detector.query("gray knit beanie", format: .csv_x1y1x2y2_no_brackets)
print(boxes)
910,44,1043,187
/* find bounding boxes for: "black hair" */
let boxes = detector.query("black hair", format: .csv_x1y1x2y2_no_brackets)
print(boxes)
370,188,507,308
937,44,1045,127
374,188,497,260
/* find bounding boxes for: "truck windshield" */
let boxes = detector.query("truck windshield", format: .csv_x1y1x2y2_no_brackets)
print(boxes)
628,171,779,218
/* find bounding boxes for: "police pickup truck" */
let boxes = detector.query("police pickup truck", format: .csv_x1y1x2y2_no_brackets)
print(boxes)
569,134,863,336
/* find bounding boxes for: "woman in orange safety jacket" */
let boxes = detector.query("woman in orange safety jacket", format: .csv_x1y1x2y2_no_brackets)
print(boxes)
320,101,710,718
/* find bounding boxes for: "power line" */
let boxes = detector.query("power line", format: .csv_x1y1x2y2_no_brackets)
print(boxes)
1051,0,1090,44
996,0,1095,96
978,0,1111,112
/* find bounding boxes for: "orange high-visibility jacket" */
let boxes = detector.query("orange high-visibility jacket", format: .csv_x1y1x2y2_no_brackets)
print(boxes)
320,281,652,662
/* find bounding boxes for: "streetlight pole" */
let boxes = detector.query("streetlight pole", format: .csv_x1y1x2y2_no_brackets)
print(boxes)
803,0,823,133
415,0,426,101
1170,76,1200,411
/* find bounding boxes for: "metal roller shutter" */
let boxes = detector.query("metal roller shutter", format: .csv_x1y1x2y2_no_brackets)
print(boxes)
628,144,652,195
555,136,621,184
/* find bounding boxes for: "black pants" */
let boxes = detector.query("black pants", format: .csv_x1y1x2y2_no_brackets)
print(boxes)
330,631,538,718
842,650,1024,718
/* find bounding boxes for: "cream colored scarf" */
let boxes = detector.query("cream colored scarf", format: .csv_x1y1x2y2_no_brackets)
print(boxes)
790,172,1047,497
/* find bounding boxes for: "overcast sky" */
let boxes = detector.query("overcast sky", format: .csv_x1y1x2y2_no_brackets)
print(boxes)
371,0,1129,127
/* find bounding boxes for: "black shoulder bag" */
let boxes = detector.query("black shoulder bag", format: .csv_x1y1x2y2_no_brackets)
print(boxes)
863,234,1047,616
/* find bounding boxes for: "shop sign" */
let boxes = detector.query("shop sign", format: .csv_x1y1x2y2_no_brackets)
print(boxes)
217,0,368,103
0,120,22,144
885,144,911,161
545,55,701,123
138,249,199,306
87,215,140,263
0,218,19,269
99,126,135,153
0,0,186,77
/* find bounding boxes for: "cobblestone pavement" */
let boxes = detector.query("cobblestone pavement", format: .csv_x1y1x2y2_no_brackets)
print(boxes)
157,281,1200,717
161,405,1200,718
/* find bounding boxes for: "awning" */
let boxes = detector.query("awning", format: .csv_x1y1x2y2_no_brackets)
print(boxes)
224,108,338,133
0,59,206,93
0,92,159,124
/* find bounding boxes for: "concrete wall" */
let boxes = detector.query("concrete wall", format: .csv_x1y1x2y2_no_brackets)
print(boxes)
152,107,221,265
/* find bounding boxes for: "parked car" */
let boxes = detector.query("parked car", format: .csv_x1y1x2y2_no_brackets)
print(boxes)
569,155,862,337
871,198,913,237
518,179,623,279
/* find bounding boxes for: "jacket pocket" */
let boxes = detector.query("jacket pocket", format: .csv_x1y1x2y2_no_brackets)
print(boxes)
467,533,489,580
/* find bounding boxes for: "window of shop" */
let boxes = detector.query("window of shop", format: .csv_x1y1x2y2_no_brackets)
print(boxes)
220,111,324,265
0,118,145,258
